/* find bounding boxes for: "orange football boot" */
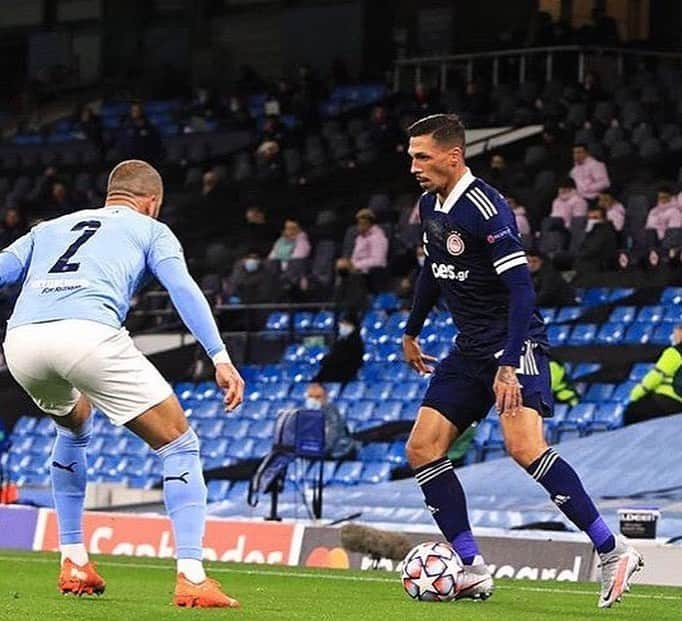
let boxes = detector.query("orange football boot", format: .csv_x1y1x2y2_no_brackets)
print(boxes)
173,573,240,608
58,558,106,596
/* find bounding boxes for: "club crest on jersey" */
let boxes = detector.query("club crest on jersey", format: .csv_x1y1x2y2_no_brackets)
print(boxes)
446,232,465,256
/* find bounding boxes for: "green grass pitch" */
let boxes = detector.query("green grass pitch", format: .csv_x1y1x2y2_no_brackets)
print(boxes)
1,550,681,620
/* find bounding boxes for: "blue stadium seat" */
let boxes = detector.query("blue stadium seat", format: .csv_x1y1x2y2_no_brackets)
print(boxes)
544,404,568,443
473,420,493,449
663,306,681,324
174,382,195,400
651,324,672,345
249,420,275,440
595,322,625,344
386,441,406,465
12,416,38,437
283,344,305,362
635,305,663,323
608,288,634,303
372,293,399,312
629,363,652,381
363,382,392,400
126,475,154,489
385,311,410,335
346,400,375,421
570,362,601,380
608,306,636,323
362,311,386,330
538,307,556,324
584,383,615,403
325,383,342,400
588,404,625,432
227,481,249,501
240,401,271,421
207,480,230,502
547,324,570,346
570,403,596,429
556,306,583,323
661,287,682,305
567,323,597,345
248,382,290,401
283,362,316,382
265,312,290,331
292,312,314,332
306,461,338,485
226,439,255,460
251,439,272,457
222,419,250,440
193,401,221,419
203,438,229,459
288,383,308,399
623,323,653,344
358,443,391,462
391,382,421,400
372,400,403,422
312,311,335,332
581,288,610,307
260,364,285,383
610,381,636,403
341,381,366,400
374,341,401,362
360,462,391,484
331,461,364,485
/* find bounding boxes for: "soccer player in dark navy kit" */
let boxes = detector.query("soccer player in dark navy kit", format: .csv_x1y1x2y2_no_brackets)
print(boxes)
402,114,642,608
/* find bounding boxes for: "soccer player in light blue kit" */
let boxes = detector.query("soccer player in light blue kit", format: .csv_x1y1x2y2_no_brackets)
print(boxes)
0,160,243,608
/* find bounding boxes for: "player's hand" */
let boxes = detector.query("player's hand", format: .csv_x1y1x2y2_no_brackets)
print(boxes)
215,363,245,411
494,365,523,416
402,335,438,375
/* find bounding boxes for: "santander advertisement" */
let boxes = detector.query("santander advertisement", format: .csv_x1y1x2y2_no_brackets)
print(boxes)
38,510,302,565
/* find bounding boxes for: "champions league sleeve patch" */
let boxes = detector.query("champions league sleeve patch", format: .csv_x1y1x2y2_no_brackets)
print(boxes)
486,226,516,244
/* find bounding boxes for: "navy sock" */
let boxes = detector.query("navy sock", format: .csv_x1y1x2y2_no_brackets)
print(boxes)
51,417,92,545
414,457,480,564
527,448,615,554
156,429,207,561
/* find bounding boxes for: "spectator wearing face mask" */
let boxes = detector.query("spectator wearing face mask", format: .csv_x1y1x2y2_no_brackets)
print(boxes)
573,205,618,275
313,312,364,384
506,194,531,237
550,177,588,229
304,383,358,459
226,251,279,304
597,189,625,233
645,186,682,242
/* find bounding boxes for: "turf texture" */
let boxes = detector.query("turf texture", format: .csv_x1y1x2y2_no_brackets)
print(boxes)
1,550,681,620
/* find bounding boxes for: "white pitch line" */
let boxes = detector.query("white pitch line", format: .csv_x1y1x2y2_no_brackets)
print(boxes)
0,555,681,601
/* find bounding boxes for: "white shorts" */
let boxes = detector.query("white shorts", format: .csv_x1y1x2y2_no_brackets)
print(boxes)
3,319,173,426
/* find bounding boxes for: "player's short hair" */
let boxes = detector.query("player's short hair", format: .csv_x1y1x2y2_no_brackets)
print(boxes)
107,160,163,199
407,114,465,148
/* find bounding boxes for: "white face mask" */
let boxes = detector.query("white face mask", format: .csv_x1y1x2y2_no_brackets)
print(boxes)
244,258,260,272
585,219,598,232
305,397,323,410
338,323,354,338
417,256,425,267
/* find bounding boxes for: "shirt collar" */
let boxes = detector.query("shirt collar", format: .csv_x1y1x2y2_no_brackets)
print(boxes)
435,168,476,213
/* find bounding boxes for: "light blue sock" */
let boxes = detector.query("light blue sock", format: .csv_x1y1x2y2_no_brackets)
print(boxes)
156,429,206,561
51,417,92,545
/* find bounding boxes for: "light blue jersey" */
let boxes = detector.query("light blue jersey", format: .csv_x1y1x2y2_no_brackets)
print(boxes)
4,205,183,330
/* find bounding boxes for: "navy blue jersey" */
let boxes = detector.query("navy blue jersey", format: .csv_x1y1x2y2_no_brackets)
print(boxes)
416,169,547,359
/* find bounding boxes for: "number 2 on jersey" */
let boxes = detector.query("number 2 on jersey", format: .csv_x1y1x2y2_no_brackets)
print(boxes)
48,220,102,273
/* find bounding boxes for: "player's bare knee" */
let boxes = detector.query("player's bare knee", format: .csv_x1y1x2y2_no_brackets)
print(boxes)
506,441,542,468
406,437,444,468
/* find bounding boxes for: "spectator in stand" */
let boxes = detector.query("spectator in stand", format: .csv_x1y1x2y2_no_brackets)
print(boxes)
645,186,682,242
570,143,610,200
46,182,77,217
237,206,278,258
226,250,279,304
116,102,163,164
597,189,625,233
368,105,403,153
313,312,364,384
333,260,369,314
73,106,104,154
268,218,311,262
0,207,26,247
461,79,490,125
347,208,389,275
550,177,588,228
410,82,442,116
506,194,531,237
625,324,682,425
573,204,618,275
485,152,516,194
527,249,576,306
304,383,358,459
223,95,253,130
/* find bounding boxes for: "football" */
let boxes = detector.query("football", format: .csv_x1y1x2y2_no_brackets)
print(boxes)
401,541,464,602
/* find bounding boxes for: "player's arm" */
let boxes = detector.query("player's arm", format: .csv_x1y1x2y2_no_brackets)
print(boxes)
148,225,244,410
403,262,440,374
0,230,35,287
479,194,535,414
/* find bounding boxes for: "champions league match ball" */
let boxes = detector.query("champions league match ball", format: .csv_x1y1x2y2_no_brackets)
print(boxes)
401,542,464,602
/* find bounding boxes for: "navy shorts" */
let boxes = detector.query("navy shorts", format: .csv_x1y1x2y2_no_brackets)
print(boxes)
421,344,554,431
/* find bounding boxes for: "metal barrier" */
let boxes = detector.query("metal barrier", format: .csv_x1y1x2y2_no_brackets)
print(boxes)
394,45,682,92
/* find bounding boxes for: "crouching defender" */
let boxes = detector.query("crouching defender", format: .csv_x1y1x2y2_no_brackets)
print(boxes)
402,114,642,609
0,160,243,608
